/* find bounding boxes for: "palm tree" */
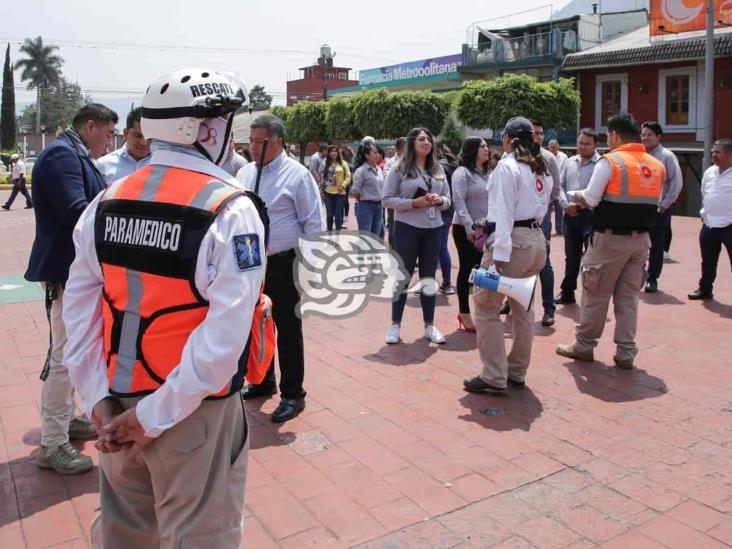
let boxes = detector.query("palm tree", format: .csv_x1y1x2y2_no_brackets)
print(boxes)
15,36,63,133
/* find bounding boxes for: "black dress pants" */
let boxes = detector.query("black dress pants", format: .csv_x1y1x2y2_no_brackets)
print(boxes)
647,208,673,282
3,179,33,208
698,223,732,294
257,250,306,399
560,209,593,295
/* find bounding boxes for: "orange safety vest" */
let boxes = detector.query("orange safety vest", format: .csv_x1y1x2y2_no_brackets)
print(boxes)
94,164,274,399
592,143,665,231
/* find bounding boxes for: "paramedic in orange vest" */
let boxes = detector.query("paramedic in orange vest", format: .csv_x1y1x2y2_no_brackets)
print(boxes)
556,114,664,369
62,68,266,548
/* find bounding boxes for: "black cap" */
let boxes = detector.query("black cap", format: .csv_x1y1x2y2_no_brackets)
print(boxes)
504,117,534,139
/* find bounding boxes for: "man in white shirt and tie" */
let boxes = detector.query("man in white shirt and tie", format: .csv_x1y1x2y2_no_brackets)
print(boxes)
688,139,732,300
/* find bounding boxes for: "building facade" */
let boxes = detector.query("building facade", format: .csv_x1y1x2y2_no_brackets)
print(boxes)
286,45,359,105
562,26,732,216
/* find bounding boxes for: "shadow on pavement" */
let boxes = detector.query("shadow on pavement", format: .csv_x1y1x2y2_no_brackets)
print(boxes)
703,300,732,319
0,443,99,530
554,304,580,323
363,339,438,366
562,361,668,402
457,387,543,432
439,330,478,352
640,291,685,306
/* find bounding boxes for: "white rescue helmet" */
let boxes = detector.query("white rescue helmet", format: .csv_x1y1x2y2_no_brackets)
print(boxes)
141,67,248,164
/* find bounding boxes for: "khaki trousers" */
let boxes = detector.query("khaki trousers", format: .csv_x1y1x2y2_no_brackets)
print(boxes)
473,227,547,387
573,230,650,362
93,393,249,549
40,283,75,447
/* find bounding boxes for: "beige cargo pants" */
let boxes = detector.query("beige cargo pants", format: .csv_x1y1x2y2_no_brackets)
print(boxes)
573,230,651,363
473,227,547,388
92,393,249,549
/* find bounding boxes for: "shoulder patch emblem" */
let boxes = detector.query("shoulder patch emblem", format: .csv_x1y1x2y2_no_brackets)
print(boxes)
233,234,262,271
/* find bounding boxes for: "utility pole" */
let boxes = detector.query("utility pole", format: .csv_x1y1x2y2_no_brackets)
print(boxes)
702,0,715,170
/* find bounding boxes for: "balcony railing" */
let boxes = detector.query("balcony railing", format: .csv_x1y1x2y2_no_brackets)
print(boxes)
464,28,578,67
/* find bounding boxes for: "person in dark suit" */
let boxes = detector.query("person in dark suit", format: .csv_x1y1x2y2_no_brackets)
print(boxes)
25,103,118,475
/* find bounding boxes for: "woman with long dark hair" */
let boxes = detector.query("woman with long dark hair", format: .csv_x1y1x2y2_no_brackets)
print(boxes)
463,117,552,394
351,143,385,236
382,127,452,345
318,145,351,231
452,136,491,332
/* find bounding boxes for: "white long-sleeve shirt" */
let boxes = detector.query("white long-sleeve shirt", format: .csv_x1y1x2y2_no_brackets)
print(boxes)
487,154,552,262
700,164,732,228
63,148,266,438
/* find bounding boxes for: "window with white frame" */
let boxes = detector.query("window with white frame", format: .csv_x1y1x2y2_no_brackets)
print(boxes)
658,66,697,131
595,73,628,131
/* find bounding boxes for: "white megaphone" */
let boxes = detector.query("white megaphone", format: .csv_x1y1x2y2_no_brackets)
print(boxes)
469,266,538,312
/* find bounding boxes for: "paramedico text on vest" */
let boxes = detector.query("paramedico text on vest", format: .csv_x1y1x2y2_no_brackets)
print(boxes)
592,143,665,231
93,164,270,399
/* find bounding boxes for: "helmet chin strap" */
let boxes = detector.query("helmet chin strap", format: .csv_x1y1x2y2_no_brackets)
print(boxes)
194,114,234,166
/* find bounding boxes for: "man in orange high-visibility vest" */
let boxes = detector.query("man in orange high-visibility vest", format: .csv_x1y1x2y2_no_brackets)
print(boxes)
63,68,266,548
557,114,664,369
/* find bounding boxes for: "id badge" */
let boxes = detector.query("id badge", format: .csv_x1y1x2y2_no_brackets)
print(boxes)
428,206,436,219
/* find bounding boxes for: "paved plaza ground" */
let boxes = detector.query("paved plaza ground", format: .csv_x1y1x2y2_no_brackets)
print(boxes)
1,192,731,548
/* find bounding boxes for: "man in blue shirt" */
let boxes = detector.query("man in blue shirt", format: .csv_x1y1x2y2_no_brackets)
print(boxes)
96,107,151,184
236,114,325,423
25,103,118,475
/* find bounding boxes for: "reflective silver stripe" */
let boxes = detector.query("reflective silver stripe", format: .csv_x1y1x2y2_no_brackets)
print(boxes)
609,153,630,198
137,165,168,202
606,153,659,205
190,180,238,210
110,269,143,394
102,177,125,201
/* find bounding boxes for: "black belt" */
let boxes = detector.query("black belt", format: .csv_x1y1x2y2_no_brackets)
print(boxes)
472,219,539,235
268,249,295,260
359,200,380,204
594,228,648,236
513,219,540,229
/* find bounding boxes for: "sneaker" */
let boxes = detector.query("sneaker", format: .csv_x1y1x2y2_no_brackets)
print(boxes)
385,324,401,344
37,442,93,475
644,279,658,293
424,325,446,344
663,251,672,262
1,205,9,211
68,416,98,440
440,284,456,295
556,343,594,362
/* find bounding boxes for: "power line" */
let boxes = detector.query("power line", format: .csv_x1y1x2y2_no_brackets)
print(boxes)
0,36,398,63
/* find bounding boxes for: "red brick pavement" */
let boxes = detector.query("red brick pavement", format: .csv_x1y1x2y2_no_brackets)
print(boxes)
1,193,731,548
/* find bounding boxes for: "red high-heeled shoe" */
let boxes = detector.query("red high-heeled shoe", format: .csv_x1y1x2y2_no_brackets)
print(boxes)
457,314,476,333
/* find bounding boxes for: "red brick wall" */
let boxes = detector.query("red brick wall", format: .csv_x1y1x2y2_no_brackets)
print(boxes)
577,58,732,141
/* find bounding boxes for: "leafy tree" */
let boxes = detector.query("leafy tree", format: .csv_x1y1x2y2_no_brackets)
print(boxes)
1,44,16,150
438,115,463,155
268,105,290,125
456,74,579,131
286,101,327,162
383,91,450,138
351,89,390,138
351,89,450,139
15,36,63,133
20,77,88,131
249,84,272,111
324,97,358,142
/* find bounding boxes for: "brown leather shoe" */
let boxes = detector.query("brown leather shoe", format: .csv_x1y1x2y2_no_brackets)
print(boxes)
555,343,594,362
